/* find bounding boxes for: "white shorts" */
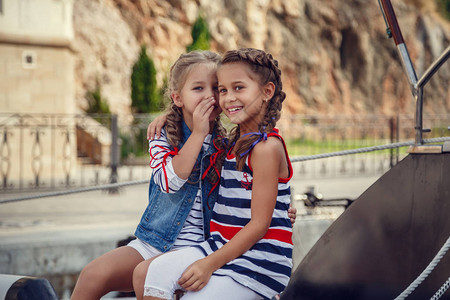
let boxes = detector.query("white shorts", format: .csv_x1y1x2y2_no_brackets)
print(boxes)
144,246,261,300
127,238,162,260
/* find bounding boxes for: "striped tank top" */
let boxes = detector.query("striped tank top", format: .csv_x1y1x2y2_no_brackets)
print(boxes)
196,132,293,299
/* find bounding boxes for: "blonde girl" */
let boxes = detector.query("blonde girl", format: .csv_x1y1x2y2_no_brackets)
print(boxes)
71,50,227,300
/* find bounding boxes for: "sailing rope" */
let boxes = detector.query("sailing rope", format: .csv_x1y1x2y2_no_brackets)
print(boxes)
291,136,450,162
430,277,450,300
0,179,149,204
394,236,450,300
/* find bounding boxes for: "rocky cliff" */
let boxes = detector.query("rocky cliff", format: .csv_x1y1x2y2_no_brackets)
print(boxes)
72,0,450,118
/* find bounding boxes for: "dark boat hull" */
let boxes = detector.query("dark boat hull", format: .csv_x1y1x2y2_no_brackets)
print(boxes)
282,153,450,300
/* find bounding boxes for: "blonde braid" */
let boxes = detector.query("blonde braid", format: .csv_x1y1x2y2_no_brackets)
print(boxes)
164,102,183,148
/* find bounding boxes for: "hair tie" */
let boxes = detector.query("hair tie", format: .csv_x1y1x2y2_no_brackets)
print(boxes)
239,131,267,157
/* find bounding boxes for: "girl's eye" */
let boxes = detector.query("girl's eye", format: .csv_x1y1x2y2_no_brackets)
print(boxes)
193,86,203,91
218,88,227,94
235,86,243,91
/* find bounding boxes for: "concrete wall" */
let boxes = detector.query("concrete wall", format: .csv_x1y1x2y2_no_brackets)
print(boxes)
0,217,336,298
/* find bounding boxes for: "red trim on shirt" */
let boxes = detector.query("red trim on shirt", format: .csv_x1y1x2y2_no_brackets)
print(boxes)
149,145,179,192
226,147,235,160
210,221,293,245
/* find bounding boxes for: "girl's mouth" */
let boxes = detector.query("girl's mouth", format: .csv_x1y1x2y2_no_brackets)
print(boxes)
227,107,243,114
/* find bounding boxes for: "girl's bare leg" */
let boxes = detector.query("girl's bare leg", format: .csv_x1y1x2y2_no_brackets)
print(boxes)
71,246,144,300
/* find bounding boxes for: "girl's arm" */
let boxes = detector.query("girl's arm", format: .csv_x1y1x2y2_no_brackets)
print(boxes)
150,97,216,190
178,137,287,291
149,130,186,193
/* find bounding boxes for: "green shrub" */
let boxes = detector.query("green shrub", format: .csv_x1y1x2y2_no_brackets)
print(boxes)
85,80,110,114
436,0,450,20
131,45,161,113
187,15,210,52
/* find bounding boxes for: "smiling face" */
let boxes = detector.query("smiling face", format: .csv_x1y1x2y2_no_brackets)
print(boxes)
171,62,221,131
217,62,274,134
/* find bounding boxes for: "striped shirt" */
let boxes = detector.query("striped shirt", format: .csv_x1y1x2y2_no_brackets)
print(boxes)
149,128,212,248
196,133,293,299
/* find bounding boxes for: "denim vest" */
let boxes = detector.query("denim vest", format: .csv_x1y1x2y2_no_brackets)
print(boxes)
134,121,219,252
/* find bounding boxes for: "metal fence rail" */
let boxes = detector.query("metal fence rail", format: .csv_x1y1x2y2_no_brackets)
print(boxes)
282,114,449,179
0,113,448,193
2,136,450,205
0,113,156,192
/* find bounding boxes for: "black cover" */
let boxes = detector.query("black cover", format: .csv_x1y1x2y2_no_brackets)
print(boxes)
5,277,59,300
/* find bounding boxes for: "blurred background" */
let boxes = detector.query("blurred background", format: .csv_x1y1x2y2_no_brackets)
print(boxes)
0,0,449,298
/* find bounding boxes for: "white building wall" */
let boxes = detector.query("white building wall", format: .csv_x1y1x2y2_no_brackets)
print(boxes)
0,0,75,114
0,0,73,41
0,0,78,186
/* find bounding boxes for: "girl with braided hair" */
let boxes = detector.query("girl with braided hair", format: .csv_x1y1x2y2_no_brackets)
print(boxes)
138,48,293,300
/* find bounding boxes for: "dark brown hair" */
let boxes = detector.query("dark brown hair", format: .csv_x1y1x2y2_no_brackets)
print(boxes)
221,48,286,170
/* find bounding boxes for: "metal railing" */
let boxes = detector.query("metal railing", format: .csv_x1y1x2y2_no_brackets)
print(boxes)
1,112,448,193
0,113,156,192
282,114,449,179
379,0,450,146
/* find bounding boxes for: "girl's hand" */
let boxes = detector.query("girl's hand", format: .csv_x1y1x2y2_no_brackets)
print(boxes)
288,205,297,226
192,97,216,137
147,114,168,140
178,258,214,291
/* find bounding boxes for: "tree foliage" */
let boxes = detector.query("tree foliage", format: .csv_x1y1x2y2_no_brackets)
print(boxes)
131,45,161,113
186,15,210,52
436,0,450,20
85,80,110,114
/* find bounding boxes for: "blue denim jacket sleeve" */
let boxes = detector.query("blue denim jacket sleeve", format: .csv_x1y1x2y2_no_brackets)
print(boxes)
134,121,219,252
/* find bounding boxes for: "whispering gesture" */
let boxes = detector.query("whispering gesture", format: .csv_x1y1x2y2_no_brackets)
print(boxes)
192,96,216,137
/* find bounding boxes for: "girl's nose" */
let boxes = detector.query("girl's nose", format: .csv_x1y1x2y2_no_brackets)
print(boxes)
226,92,236,102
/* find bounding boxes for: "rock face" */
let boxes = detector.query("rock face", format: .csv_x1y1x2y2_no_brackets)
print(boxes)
72,0,450,118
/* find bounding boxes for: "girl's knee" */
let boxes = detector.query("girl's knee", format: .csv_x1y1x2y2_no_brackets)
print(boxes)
133,259,154,299
72,263,106,299
78,263,98,284
77,261,109,289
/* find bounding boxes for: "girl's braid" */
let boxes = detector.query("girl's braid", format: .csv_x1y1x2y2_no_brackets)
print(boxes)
165,102,183,148
256,51,285,135
232,49,285,133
